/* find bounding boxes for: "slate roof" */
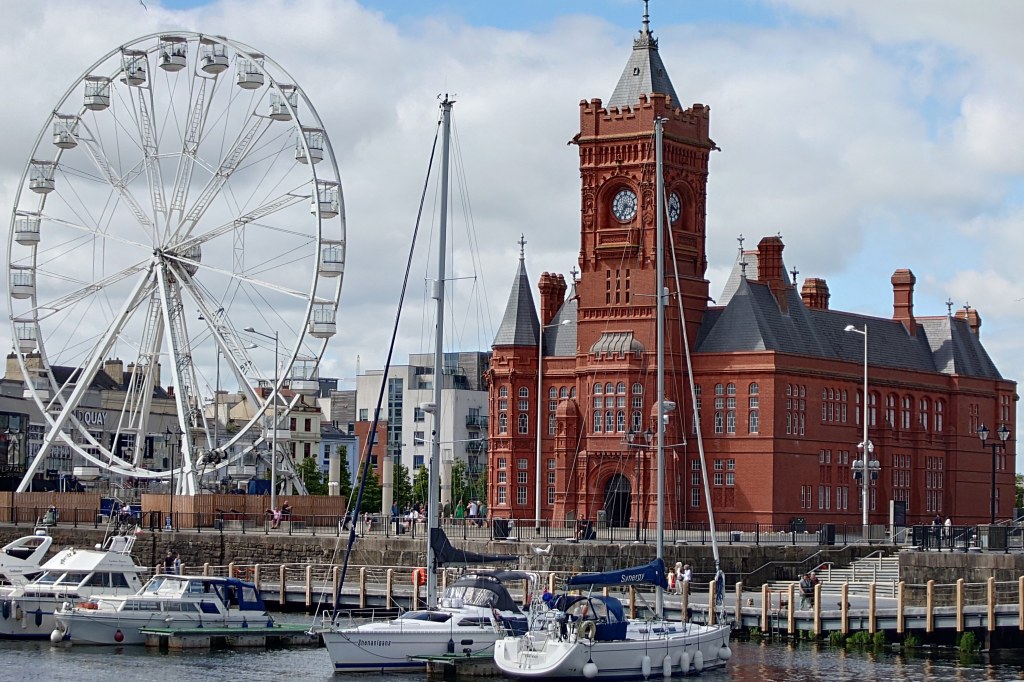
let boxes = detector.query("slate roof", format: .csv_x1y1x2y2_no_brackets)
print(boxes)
544,283,578,358
493,256,539,348
699,269,1004,380
607,12,681,110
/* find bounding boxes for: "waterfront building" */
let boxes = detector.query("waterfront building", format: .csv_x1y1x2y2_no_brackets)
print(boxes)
487,13,1015,528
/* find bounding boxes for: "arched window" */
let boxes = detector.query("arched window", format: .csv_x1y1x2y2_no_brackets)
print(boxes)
715,383,724,395
616,382,626,394
632,383,643,395
559,386,569,398
593,411,602,433
920,398,930,432
549,387,557,398
605,411,615,432
886,394,896,428
749,410,759,434
631,410,642,432
869,393,878,427
499,386,508,398
605,382,614,395
570,387,576,399
935,400,945,432
749,382,759,395
726,411,736,434
726,383,736,395
616,410,626,432
715,412,724,434
498,413,508,434
901,396,912,430
519,386,529,398
518,413,529,434
594,383,603,395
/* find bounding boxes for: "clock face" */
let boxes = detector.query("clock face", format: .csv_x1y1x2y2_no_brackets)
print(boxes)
612,189,637,222
668,192,681,223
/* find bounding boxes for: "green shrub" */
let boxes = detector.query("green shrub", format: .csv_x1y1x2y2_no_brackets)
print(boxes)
847,631,872,648
958,631,979,664
873,631,886,649
828,631,846,647
903,632,920,649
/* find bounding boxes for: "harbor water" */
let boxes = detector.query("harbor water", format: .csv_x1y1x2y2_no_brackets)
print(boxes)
2,635,1023,681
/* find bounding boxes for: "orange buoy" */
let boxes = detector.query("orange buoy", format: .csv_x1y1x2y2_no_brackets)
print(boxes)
412,568,427,586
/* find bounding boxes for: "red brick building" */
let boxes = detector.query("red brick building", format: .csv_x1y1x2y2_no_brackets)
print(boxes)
486,15,1016,529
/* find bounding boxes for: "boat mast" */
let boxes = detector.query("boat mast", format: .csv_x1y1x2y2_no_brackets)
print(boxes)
655,116,666,619
427,96,453,609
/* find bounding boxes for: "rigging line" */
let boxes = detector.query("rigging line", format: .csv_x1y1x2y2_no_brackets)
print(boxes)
664,195,721,581
328,116,443,625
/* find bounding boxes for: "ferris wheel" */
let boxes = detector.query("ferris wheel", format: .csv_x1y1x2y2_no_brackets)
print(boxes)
6,33,345,494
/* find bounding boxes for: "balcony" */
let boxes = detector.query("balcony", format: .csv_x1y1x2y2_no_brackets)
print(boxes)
465,439,487,455
466,415,489,428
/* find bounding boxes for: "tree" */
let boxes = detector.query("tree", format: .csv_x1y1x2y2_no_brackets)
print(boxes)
334,445,352,495
1016,473,1023,509
412,464,430,506
392,461,413,509
350,462,383,514
450,459,469,506
297,456,327,495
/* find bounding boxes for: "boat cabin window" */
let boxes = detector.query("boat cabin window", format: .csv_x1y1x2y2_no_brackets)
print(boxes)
84,572,131,588
399,611,452,623
33,571,62,585
162,602,198,612
188,580,211,594
565,598,616,623
240,586,259,605
457,617,492,627
443,586,499,608
57,572,88,586
122,600,162,611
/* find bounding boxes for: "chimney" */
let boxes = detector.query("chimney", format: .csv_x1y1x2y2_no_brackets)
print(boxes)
104,358,124,386
756,236,788,313
891,269,917,336
167,385,175,398
955,306,982,337
800,278,830,310
538,272,567,327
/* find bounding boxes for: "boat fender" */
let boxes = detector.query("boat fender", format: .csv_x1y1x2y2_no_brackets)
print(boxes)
447,637,455,654
693,649,704,672
641,654,651,678
114,629,124,643
582,661,598,679
718,645,732,660
15,605,23,621
679,652,691,672
663,653,673,677
412,568,426,587
34,609,43,627
50,627,64,643
578,620,597,641
1,600,8,619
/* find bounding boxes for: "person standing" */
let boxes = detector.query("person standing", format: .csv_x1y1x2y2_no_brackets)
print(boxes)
799,572,815,609
478,500,487,526
455,500,465,525
172,552,182,576
468,499,478,527
673,562,683,594
163,551,174,574
682,563,693,585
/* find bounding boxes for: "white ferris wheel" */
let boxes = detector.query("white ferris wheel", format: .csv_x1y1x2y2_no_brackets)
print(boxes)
6,33,345,494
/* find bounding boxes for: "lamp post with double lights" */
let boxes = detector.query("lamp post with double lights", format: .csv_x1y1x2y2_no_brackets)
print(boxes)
244,326,280,512
535,319,570,534
624,427,654,542
165,426,180,530
844,323,877,539
977,423,1011,524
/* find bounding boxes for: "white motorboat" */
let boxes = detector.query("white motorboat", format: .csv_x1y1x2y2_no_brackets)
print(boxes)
0,532,144,639
322,569,533,673
0,529,53,593
53,574,274,645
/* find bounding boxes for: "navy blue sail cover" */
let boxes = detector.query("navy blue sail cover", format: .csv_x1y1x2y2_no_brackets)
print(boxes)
566,558,668,589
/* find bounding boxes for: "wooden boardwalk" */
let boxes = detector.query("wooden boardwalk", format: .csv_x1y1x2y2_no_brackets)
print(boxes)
180,562,1024,642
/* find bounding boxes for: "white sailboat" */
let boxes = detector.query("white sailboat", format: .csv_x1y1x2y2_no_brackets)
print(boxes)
493,118,732,680
321,97,526,673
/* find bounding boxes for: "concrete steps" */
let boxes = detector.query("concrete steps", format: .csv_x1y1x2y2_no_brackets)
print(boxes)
767,554,901,599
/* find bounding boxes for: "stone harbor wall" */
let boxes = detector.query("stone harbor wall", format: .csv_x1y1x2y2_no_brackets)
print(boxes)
0,525,889,584
901,549,1024,585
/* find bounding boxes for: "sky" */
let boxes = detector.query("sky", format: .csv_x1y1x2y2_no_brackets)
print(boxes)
2,1,1023,437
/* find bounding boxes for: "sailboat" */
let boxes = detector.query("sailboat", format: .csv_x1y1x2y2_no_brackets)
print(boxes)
493,119,732,679
321,97,530,673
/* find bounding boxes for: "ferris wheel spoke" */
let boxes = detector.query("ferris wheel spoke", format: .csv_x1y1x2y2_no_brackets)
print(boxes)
170,249,313,303
29,262,152,321
133,85,168,217
167,75,213,230
187,286,261,402
74,121,156,234
41,214,154,253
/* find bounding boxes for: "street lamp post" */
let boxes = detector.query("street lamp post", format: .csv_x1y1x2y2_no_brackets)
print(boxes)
977,423,1011,524
624,428,653,542
245,326,280,512
844,323,876,540
535,319,570,534
165,426,179,531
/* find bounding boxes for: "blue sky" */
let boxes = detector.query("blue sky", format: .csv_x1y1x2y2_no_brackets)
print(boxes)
2,0,1023,448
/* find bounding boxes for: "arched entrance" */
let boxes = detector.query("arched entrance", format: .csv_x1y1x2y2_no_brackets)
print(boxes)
603,474,631,528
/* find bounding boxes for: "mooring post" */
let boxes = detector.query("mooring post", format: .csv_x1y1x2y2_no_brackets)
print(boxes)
896,581,905,634
841,583,849,635
956,578,964,632
926,580,935,633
